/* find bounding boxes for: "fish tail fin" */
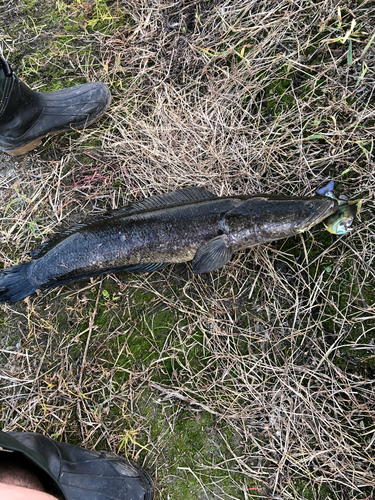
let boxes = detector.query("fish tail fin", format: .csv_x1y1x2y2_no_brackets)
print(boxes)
0,262,36,303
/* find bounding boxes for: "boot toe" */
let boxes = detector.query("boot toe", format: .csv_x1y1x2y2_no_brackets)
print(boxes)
43,81,112,129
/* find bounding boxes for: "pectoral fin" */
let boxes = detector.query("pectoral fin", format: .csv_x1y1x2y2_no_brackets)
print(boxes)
192,235,233,274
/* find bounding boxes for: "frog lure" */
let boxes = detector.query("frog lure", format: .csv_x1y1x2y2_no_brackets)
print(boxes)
316,180,361,235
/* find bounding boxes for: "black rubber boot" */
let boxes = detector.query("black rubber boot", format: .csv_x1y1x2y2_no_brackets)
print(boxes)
0,430,154,500
0,57,111,156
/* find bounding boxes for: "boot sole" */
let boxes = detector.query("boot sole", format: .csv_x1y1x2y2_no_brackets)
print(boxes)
7,93,112,156
8,137,43,156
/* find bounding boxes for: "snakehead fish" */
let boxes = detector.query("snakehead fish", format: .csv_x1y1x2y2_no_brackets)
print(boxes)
0,187,337,303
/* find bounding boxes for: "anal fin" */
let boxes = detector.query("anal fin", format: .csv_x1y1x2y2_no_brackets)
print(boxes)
43,262,169,291
118,262,169,274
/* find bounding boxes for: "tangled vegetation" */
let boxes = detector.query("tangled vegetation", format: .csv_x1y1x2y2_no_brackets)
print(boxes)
1,0,374,498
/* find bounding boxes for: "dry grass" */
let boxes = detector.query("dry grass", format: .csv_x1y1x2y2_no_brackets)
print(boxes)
1,0,375,498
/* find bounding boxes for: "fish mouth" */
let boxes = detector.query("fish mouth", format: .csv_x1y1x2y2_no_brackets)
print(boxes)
306,198,338,228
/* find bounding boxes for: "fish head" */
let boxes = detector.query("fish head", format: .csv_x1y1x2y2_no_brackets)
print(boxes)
296,196,339,231
243,196,338,232
323,203,357,235
224,195,338,248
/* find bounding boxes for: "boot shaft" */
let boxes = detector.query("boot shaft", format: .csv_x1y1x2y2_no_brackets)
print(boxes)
0,57,14,115
0,57,44,135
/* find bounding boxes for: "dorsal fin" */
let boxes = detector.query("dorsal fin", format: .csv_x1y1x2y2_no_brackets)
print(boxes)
30,187,215,260
121,187,214,214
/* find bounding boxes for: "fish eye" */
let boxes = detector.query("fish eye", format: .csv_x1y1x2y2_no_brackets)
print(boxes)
305,202,314,210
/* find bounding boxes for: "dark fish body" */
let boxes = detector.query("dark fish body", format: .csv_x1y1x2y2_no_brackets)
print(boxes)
0,187,337,302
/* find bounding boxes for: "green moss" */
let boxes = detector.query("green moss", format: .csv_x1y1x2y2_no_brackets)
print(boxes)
133,397,252,499
41,279,248,498
292,481,340,499
264,77,294,116
8,0,130,93
93,285,204,385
